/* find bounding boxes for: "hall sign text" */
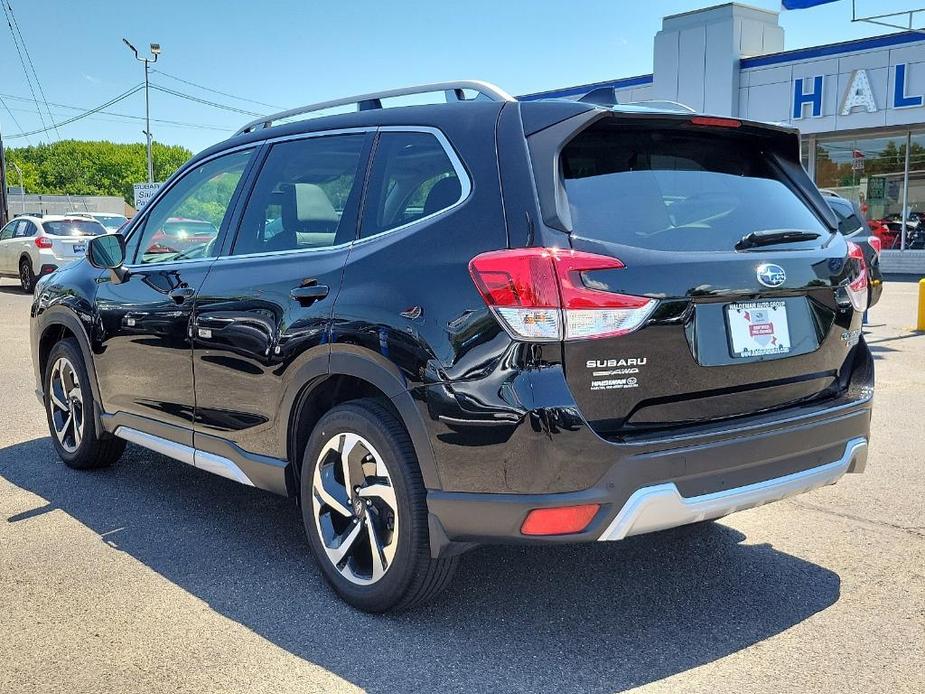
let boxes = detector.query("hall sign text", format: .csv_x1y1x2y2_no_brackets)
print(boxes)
792,63,921,119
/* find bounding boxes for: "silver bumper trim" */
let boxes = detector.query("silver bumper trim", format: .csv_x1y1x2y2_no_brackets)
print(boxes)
597,437,868,541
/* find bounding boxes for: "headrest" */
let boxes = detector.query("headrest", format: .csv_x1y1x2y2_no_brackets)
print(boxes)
423,176,462,216
281,183,339,229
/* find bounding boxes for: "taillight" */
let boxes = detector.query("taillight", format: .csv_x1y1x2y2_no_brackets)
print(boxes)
845,241,868,312
468,248,657,341
35,236,53,249
867,235,882,256
690,116,741,128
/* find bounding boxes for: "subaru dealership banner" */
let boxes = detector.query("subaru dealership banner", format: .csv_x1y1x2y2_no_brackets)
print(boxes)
133,182,163,210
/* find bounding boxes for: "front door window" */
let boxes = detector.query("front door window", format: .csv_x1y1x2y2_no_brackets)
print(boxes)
129,149,253,264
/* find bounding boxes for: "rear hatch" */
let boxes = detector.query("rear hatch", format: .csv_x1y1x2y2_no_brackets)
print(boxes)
532,112,864,437
42,218,106,259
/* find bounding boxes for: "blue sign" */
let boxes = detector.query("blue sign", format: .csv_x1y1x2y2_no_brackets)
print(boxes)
781,0,839,9
894,63,923,108
793,75,824,119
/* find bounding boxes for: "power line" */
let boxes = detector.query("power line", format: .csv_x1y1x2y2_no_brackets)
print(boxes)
3,1,58,139
4,103,234,133
9,84,144,139
0,93,32,145
149,83,266,117
150,68,282,110
0,92,235,132
1,1,48,136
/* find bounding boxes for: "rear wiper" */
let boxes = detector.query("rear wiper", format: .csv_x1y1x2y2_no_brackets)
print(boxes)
735,229,821,251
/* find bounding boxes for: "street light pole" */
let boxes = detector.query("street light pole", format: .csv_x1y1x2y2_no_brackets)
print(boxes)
123,38,160,184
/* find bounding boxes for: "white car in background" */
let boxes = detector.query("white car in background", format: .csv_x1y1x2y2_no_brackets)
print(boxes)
66,212,129,233
0,215,107,292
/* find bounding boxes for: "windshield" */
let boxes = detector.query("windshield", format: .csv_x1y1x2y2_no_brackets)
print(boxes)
42,220,106,237
561,123,828,252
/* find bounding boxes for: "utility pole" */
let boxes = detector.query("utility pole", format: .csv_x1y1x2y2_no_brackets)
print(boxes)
123,38,160,183
0,128,8,227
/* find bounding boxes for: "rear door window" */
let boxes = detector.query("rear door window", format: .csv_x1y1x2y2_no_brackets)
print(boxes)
13,221,35,238
560,123,829,252
231,133,368,255
360,131,463,238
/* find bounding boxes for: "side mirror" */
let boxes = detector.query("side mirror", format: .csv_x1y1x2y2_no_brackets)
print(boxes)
87,234,128,282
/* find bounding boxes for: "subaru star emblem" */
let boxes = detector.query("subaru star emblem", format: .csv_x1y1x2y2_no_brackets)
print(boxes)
756,263,786,288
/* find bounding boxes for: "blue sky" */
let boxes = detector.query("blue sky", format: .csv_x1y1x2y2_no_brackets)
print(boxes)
0,0,918,153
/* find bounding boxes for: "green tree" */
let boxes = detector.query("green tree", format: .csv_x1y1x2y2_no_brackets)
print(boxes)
3,140,192,205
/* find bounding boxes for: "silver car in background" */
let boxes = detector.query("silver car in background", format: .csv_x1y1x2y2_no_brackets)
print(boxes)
66,212,129,233
0,215,107,292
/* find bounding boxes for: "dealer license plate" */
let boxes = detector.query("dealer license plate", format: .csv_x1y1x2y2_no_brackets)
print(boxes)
72,243,86,254
726,301,791,357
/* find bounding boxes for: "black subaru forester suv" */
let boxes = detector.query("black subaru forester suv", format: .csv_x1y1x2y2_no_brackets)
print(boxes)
30,81,872,612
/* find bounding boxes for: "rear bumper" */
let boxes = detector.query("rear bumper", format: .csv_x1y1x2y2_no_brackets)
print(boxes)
426,394,871,556
598,436,865,541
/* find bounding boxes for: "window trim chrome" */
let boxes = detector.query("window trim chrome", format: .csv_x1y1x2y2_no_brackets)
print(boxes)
207,125,472,262
120,124,470,267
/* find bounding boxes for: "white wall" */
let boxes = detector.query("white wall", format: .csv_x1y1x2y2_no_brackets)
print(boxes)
652,3,783,115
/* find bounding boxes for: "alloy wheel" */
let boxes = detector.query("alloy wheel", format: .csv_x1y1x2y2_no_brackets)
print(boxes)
20,261,33,292
311,432,399,586
48,357,84,454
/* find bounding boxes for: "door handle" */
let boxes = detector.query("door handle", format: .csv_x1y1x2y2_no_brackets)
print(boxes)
196,316,235,329
290,283,329,306
168,287,195,304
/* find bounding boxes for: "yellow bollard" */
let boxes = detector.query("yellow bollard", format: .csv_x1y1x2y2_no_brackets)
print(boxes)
919,278,925,331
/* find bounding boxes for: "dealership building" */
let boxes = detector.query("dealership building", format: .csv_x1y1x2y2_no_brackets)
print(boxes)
522,2,925,273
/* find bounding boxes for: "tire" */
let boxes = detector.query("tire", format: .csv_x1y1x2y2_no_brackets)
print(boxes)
300,399,457,612
44,338,125,470
19,257,35,294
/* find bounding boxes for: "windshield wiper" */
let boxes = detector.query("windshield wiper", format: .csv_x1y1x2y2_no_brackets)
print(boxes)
735,229,821,251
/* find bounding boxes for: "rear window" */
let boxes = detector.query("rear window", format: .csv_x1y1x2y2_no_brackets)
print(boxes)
94,214,128,228
560,123,828,252
42,220,106,237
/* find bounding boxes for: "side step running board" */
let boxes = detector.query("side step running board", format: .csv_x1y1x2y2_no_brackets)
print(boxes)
114,427,254,486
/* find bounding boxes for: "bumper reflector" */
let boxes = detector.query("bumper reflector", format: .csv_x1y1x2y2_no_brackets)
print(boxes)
520,504,600,536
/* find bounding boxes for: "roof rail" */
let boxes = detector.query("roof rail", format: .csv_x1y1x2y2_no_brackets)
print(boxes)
234,80,515,136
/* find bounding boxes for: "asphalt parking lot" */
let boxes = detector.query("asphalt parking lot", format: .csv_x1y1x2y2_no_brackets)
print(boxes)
0,278,922,694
